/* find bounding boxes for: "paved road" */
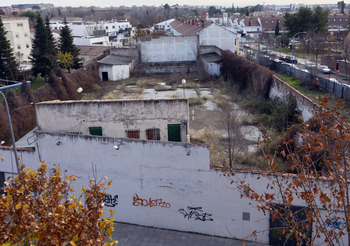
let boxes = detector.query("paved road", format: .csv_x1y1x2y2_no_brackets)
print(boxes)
112,222,268,246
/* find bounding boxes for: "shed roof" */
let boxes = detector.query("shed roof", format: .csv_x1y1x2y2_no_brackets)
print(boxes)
98,54,133,65
201,52,222,63
78,45,110,57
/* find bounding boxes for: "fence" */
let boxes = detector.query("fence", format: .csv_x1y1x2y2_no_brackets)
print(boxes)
272,60,350,100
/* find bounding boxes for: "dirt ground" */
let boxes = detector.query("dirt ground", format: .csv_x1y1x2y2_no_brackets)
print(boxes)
81,75,263,168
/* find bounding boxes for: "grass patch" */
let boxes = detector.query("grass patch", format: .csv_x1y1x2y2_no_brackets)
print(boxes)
136,79,159,88
154,85,171,91
274,73,327,104
188,97,205,106
31,76,46,90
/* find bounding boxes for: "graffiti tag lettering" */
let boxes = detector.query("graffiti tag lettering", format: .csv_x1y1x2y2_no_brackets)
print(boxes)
325,218,346,230
178,206,213,221
132,194,171,208
103,194,119,207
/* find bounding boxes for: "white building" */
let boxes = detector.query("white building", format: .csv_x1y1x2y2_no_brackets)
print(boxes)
2,16,32,64
35,99,190,143
153,18,175,33
74,36,110,46
0,130,347,245
50,19,132,38
98,54,134,81
169,18,239,53
50,19,132,47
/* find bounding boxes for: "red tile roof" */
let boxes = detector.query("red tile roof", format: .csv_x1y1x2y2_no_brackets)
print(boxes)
169,19,213,36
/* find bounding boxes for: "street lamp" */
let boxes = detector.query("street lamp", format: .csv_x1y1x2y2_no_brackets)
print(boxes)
292,31,307,62
181,79,186,98
0,91,19,172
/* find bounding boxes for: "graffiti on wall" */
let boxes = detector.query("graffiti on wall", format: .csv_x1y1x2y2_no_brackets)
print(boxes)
179,206,213,221
132,193,171,208
103,194,119,207
325,218,346,230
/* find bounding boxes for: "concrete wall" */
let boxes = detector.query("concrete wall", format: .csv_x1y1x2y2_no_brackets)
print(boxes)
270,76,318,122
1,134,270,243
99,64,131,81
199,24,237,53
199,45,222,56
201,59,221,76
142,62,197,74
140,36,198,63
35,99,189,143
1,133,345,245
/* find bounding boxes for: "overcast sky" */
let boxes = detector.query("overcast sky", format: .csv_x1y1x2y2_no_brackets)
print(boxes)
1,0,337,8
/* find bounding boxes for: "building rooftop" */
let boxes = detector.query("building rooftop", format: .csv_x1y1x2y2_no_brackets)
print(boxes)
98,54,133,65
78,45,110,57
170,18,213,36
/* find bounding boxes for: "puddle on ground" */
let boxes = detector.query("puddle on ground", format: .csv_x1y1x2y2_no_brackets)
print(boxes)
240,126,262,142
203,100,219,110
199,88,212,98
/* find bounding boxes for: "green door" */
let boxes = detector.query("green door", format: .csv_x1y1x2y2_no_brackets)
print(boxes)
168,124,181,142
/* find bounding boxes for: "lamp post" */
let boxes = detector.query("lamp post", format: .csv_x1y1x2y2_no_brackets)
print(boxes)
292,31,306,62
0,91,19,172
181,79,186,98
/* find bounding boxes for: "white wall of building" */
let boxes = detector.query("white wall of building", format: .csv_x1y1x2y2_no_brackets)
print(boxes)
1,132,345,245
99,64,131,81
3,17,32,63
74,36,110,46
198,24,237,53
140,36,198,63
35,99,189,143
201,59,221,76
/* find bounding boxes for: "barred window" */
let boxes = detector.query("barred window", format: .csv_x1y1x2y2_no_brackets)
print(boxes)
146,128,160,140
126,129,140,139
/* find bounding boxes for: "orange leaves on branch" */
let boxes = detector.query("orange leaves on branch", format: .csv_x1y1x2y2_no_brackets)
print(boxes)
0,163,118,245
321,97,329,106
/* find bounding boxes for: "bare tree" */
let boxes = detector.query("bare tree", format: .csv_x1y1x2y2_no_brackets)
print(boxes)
302,32,327,67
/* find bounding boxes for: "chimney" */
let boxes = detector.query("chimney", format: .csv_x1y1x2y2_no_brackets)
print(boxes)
187,20,190,25
192,19,195,25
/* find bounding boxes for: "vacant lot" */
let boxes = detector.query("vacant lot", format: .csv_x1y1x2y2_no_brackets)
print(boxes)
81,75,267,169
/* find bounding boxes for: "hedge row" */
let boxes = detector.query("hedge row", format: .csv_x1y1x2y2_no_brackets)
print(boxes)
221,50,273,99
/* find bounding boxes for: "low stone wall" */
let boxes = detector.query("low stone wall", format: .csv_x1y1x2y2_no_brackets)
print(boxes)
271,75,318,122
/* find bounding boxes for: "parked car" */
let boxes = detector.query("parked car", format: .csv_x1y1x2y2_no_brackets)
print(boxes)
289,38,300,45
318,65,331,74
305,61,316,69
285,55,297,64
279,55,286,61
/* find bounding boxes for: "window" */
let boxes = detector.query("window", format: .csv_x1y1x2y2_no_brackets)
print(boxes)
126,129,140,139
106,26,108,29
15,34,19,38
17,23,23,27
242,212,250,221
89,127,102,136
24,33,28,37
112,26,115,29
17,45,21,49
146,128,160,140
26,44,30,48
